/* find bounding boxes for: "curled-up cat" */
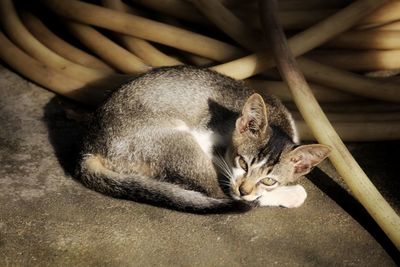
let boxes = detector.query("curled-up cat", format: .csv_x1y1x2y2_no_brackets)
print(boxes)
77,65,330,213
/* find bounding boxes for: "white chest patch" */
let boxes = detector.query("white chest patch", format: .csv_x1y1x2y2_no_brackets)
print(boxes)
174,121,221,158
190,129,215,157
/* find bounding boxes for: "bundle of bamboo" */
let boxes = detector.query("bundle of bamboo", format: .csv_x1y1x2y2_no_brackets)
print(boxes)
1,0,399,140
0,0,399,250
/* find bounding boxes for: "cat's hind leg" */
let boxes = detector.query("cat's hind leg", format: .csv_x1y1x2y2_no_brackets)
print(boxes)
140,126,227,199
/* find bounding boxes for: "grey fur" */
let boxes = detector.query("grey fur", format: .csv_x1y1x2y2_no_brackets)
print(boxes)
77,65,298,213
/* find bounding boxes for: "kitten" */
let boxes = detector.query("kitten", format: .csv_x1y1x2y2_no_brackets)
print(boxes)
77,65,330,213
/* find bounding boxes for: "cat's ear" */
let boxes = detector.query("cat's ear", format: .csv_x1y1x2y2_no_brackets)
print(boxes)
236,93,268,135
288,144,331,176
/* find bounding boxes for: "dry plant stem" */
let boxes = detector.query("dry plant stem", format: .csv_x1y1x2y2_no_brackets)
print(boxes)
327,30,400,49
246,80,360,102
309,49,400,71
240,9,337,30
239,0,351,10
207,0,399,102
192,0,262,51
297,58,400,102
236,1,400,30
291,111,400,122
359,0,400,26
190,0,399,102
260,0,400,250
376,20,400,30
0,31,102,105
101,0,181,67
213,0,389,79
0,0,113,84
315,102,400,113
295,120,400,141
131,0,208,26
20,11,114,72
65,21,150,74
185,54,215,66
42,0,244,62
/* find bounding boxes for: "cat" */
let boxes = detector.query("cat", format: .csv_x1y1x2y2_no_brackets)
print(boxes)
77,65,331,213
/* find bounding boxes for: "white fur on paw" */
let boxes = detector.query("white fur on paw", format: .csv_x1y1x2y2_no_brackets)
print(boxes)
280,185,307,208
258,185,307,208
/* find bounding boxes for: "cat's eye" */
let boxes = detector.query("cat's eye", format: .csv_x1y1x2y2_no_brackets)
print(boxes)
260,177,277,186
238,156,248,172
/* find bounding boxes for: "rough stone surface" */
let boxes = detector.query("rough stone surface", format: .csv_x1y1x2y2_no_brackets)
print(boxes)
0,65,399,266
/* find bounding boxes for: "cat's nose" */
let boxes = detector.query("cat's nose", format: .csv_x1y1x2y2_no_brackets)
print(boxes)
239,184,251,196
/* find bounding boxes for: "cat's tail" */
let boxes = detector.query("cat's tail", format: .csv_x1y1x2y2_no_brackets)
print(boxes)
77,154,252,213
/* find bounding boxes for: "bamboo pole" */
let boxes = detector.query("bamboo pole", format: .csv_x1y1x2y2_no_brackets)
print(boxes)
65,21,150,74
0,0,113,84
0,31,104,105
291,111,400,122
192,0,262,51
234,1,400,30
259,0,400,250
131,0,208,26
41,0,244,62
376,20,400,30
101,0,182,67
359,0,400,27
309,49,400,71
297,58,400,102
246,80,360,102
212,0,391,79
296,120,400,141
20,11,115,72
326,30,400,50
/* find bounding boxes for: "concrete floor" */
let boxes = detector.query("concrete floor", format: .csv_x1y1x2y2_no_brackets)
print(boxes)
0,65,399,266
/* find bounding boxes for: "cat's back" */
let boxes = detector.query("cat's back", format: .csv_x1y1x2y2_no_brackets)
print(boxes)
103,66,251,120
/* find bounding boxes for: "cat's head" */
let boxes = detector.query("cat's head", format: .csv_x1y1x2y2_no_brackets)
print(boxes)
223,94,331,203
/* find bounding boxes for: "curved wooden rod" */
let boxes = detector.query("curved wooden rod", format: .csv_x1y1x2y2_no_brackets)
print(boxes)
0,0,112,84
20,11,114,72
259,0,400,250
41,0,244,62
101,0,182,67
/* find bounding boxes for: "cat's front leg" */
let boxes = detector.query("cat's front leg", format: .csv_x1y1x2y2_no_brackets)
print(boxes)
257,185,307,208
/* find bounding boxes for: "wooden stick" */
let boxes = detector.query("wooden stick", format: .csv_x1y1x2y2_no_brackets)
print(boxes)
0,0,113,84
257,0,351,10
130,0,208,26
225,0,351,10
0,31,104,105
296,120,400,141
326,30,400,50
297,57,400,102
192,0,262,51
235,1,400,30
291,111,400,122
213,0,390,79
65,21,150,74
359,0,400,27
375,20,400,30
260,0,400,250
102,0,182,67
20,11,114,72
238,9,337,30
308,49,400,71
246,80,360,102
42,0,244,62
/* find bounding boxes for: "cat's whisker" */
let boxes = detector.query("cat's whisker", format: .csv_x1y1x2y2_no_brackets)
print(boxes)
213,152,234,179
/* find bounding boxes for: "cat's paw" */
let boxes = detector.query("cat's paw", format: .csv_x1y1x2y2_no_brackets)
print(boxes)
257,185,307,208
279,185,307,208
